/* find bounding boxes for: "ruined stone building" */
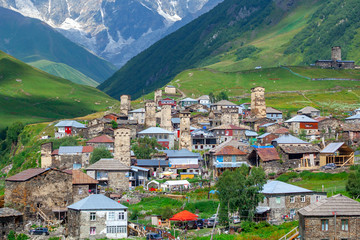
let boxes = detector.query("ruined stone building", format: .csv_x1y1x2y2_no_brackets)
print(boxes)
154,89,162,106
145,101,156,127
0,208,23,239
114,128,131,166
68,194,128,239
120,95,131,116
315,46,355,69
179,111,192,151
160,105,173,132
251,87,266,118
299,194,360,240
5,168,73,221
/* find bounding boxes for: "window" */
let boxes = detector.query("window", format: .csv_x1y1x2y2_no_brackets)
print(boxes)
90,212,96,221
290,196,295,203
118,212,125,220
301,195,305,202
90,227,96,235
108,212,115,220
107,226,127,234
316,196,321,202
341,219,349,231
276,197,281,204
321,219,328,231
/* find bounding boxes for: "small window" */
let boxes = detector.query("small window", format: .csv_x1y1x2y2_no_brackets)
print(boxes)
341,219,349,231
90,212,96,221
276,197,281,204
108,212,115,220
316,196,321,202
321,219,329,231
90,227,96,235
301,195,305,202
118,212,125,220
290,196,295,203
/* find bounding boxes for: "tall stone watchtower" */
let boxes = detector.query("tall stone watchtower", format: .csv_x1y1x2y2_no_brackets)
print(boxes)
154,89,162,106
145,101,156,127
160,104,172,131
179,111,192,151
331,46,342,61
41,142,53,168
251,86,266,119
114,128,131,166
120,95,131,116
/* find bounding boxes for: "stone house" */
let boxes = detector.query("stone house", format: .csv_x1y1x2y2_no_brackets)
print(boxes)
158,98,177,109
51,146,94,169
211,100,239,111
5,168,72,221
68,194,128,239
345,114,360,124
55,120,86,138
164,85,176,94
191,128,217,150
257,133,278,146
86,159,130,193
86,135,114,152
314,117,342,139
138,127,174,149
163,149,202,175
135,159,170,178
298,194,360,240
258,122,281,133
342,123,360,146
84,118,110,139
208,110,222,127
197,95,211,106
0,208,23,239
272,127,290,136
315,46,355,69
284,115,319,138
179,97,198,108
67,170,99,203
297,106,320,118
128,108,145,125
258,180,327,223
248,147,281,174
103,113,120,122
266,107,283,121
210,124,247,143
212,145,249,177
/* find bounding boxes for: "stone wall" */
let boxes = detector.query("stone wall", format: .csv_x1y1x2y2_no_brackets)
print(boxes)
300,215,360,240
0,215,23,239
108,171,129,193
5,170,73,221
145,101,156,127
58,155,82,169
73,185,90,203
67,209,81,238
41,142,53,168
251,87,266,118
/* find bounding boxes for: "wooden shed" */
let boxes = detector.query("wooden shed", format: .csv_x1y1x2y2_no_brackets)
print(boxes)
320,142,354,167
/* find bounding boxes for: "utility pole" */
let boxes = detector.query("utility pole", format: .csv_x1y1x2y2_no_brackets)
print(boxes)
210,203,220,240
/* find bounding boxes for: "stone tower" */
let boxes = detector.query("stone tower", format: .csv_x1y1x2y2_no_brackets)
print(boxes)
114,128,131,166
251,87,266,118
145,101,156,127
160,104,172,131
154,89,162,106
331,46,342,61
120,95,131,116
41,142,53,168
221,109,239,126
179,111,192,151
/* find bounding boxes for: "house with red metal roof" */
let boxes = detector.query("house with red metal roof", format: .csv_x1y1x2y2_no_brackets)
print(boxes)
248,147,282,174
212,145,249,177
86,135,114,152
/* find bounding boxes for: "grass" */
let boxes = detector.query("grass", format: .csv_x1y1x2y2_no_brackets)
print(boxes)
0,50,118,130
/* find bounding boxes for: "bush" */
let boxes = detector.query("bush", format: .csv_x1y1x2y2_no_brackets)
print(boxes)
241,221,256,232
276,172,299,182
90,147,113,164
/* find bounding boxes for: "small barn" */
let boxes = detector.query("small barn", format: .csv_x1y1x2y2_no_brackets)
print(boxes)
320,142,354,167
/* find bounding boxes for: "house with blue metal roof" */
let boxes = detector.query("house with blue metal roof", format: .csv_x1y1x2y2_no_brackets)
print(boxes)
138,127,174,149
55,120,86,138
285,115,319,139
258,180,327,223
68,194,128,239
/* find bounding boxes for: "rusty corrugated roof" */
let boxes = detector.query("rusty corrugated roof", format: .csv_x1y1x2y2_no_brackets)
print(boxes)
214,146,247,156
273,127,290,134
71,170,98,185
257,148,280,162
6,168,71,182
87,135,114,143
51,149,59,155
82,146,94,153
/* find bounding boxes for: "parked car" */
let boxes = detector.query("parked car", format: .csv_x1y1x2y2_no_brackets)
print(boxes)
204,219,215,228
320,163,337,170
187,219,204,229
146,232,163,240
29,227,49,235
229,216,241,224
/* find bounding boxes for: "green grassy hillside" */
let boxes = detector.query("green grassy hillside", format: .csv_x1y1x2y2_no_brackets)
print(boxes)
166,66,360,115
0,50,118,130
29,60,99,87
100,0,360,99
0,7,116,85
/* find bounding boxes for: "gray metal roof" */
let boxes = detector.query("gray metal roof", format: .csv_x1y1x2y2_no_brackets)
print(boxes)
245,130,258,137
86,159,130,171
298,106,320,114
180,97,197,102
272,134,309,144
260,123,275,127
299,194,360,217
55,120,86,128
215,162,249,168
171,118,180,124
136,159,169,167
285,115,318,123
256,206,270,214
261,180,313,194
59,146,83,154
213,100,237,106
68,194,127,211
129,108,145,113
258,133,271,139
321,142,345,154
346,114,360,120
131,166,149,172
138,127,174,135
163,149,201,158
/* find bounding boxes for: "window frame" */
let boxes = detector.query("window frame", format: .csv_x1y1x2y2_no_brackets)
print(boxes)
321,219,329,231
290,196,295,203
301,195,306,202
90,227,96,235
118,212,125,220
341,219,349,231
90,212,96,221
108,211,115,221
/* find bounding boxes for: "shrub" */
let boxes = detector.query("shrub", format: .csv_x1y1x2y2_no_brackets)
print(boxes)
241,221,256,232
276,172,299,182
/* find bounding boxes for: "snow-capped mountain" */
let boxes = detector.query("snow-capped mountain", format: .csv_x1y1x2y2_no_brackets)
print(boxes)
0,0,223,66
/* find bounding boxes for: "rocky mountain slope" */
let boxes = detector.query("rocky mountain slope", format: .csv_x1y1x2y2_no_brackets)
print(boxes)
0,0,223,67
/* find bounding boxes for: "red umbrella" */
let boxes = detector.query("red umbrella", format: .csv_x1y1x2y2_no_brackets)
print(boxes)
169,210,198,221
